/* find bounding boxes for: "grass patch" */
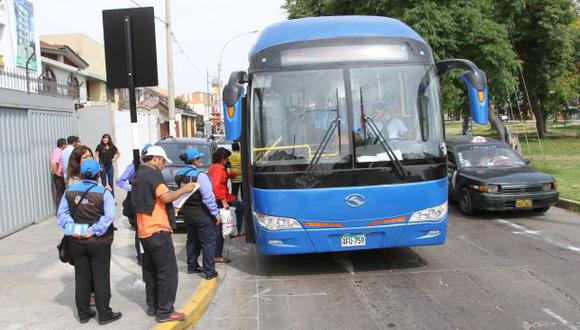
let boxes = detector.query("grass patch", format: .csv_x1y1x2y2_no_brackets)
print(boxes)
445,121,580,201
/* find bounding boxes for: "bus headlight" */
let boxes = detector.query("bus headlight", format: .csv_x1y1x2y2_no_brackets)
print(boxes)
409,202,448,222
254,212,302,231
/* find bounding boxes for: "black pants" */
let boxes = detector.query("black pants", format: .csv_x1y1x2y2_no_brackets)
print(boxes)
70,240,113,321
140,231,178,318
182,208,216,276
232,183,241,198
52,174,65,209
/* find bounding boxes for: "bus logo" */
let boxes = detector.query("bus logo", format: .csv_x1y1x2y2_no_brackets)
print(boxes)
345,194,366,207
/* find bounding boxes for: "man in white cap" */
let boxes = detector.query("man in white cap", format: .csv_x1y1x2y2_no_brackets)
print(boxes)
131,145,197,323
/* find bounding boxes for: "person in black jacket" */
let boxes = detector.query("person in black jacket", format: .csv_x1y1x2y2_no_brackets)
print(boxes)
57,159,122,325
175,148,221,279
131,146,196,323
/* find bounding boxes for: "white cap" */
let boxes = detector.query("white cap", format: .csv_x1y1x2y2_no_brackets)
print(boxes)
146,146,173,164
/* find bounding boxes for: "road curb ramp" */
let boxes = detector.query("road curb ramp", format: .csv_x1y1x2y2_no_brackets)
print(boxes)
557,198,580,214
154,278,218,330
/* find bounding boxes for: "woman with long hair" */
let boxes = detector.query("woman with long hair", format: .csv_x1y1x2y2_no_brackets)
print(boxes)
95,134,120,196
66,145,94,186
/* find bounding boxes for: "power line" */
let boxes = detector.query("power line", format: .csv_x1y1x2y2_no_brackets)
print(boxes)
128,0,207,88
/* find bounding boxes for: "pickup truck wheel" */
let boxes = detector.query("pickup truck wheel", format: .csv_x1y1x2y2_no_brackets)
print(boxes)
459,188,474,216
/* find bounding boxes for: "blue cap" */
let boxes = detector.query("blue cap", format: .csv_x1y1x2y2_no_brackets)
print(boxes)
80,159,101,178
185,147,205,162
142,143,153,153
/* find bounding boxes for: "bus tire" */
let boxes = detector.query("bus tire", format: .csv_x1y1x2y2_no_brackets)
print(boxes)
459,188,474,216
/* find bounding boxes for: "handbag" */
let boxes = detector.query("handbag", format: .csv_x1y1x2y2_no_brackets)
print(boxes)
56,184,97,265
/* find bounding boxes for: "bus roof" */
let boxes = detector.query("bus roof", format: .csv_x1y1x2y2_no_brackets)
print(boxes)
250,16,426,56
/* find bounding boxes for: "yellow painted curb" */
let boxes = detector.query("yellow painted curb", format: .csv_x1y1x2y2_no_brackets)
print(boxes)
153,278,218,330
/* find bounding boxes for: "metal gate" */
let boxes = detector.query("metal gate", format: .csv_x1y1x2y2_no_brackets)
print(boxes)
0,108,75,237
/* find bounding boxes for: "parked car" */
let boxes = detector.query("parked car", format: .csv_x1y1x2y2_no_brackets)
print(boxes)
217,140,233,151
155,137,217,225
446,135,559,215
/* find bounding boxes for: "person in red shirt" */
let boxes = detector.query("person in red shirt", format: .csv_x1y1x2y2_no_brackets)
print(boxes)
208,148,244,263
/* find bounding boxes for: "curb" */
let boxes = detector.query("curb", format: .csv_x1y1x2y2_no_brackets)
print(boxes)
154,278,218,330
557,198,580,214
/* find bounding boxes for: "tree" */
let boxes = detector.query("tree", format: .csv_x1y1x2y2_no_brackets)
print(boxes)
510,0,577,138
284,0,578,140
284,0,520,140
175,97,191,110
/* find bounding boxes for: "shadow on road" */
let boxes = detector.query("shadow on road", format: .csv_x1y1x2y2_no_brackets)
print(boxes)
226,237,428,278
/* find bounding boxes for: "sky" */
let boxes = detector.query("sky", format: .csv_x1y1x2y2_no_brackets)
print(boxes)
33,0,287,95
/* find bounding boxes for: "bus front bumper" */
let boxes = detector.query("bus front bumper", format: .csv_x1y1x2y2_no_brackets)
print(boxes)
254,216,447,255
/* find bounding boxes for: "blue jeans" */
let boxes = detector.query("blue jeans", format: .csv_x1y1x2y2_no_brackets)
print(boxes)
100,165,114,196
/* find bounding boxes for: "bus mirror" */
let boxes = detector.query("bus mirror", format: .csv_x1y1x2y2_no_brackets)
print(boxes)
222,71,248,141
436,59,489,125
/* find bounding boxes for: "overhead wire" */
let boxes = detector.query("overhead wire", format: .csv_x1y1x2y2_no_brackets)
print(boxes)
128,0,207,87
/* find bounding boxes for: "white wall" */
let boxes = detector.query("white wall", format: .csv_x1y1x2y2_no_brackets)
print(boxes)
114,110,160,172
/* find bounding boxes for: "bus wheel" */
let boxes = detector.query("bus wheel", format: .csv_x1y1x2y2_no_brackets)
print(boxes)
459,188,474,216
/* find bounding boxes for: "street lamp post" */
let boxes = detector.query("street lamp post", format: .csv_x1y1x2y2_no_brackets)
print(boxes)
216,30,258,133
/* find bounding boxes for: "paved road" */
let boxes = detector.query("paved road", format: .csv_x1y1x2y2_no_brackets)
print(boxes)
198,206,580,330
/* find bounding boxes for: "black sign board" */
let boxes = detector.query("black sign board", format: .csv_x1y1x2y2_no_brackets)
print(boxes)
102,7,158,89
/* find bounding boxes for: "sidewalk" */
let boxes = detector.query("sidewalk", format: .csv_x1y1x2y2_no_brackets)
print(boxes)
0,195,205,329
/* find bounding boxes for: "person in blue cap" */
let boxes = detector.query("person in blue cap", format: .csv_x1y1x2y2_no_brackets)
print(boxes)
117,143,152,265
57,159,122,325
175,147,221,279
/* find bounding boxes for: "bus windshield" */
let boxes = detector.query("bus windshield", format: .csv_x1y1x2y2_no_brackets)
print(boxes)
251,69,350,167
250,65,444,169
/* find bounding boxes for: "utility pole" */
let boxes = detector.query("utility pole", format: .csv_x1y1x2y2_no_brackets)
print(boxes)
165,0,176,137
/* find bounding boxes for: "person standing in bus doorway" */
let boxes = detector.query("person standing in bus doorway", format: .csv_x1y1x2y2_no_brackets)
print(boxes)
95,134,120,196
229,141,244,235
175,148,220,279
62,135,81,184
131,146,196,322
57,159,122,325
117,143,152,265
51,138,67,209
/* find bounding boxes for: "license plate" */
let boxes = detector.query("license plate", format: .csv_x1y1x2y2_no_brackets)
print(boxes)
341,234,366,247
515,199,532,208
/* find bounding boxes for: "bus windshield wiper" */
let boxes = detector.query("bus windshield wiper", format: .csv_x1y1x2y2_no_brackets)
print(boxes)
359,87,406,178
297,89,341,188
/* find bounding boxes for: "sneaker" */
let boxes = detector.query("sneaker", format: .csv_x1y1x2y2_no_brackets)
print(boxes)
187,267,203,274
156,311,186,323
79,310,96,324
215,257,231,263
98,312,122,325
146,306,157,317
205,271,218,280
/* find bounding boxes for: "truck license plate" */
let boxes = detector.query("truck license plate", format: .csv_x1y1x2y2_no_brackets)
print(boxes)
341,234,366,247
515,199,532,208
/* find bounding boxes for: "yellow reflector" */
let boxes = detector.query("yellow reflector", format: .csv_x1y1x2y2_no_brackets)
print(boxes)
304,221,344,228
478,90,485,103
369,217,407,226
227,105,235,118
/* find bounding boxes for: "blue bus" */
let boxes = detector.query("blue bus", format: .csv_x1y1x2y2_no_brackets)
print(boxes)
222,16,488,255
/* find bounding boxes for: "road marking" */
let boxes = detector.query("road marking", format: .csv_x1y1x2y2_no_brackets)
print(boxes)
253,287,327,301
496,219,580,255
542,308,579,330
